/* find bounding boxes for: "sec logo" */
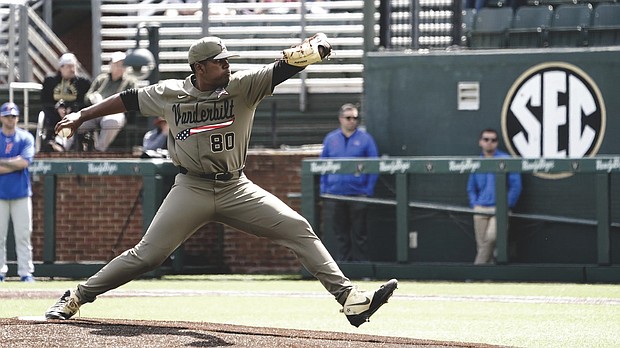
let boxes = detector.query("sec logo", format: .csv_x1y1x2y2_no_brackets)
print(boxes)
502,62,606,158
501,62,606,178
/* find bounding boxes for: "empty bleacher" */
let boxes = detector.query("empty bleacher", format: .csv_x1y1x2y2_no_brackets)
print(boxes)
95,0,374,95
464,1,620,48
384,0,620,50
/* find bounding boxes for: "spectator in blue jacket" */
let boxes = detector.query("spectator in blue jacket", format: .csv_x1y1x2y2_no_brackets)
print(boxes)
467,128,522,265
0,102,35,282
320,104,379,261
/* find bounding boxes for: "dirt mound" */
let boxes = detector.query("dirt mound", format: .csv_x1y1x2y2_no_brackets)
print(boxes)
1,317,499,348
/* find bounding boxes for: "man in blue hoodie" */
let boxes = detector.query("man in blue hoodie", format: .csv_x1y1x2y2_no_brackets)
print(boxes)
320,104,379,261
467,128,522,264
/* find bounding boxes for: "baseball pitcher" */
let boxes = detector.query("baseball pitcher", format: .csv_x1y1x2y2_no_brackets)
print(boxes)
45,34,397,327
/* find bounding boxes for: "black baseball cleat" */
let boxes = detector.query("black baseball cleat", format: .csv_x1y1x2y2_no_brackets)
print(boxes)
45,289,81,320
341,278,398,327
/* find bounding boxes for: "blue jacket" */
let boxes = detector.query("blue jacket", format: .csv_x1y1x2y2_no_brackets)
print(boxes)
0,127,34,200
467,150,522,208
320,128,379,196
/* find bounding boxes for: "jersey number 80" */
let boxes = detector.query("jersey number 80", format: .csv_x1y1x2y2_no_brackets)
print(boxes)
210,132,235,152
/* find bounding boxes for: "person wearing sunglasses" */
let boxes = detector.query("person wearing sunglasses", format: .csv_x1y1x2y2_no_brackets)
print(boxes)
0,102,36,282
320,103,379,262
467,128,522,265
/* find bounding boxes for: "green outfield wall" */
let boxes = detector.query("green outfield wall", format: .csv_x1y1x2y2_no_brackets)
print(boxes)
360,48,620,269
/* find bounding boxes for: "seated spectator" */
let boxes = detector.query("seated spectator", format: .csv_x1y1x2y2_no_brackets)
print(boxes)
39,53,91,152
64,51,137,152
141,117,169,158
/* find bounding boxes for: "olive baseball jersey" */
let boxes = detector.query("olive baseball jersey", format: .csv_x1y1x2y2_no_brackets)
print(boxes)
137,64,273,174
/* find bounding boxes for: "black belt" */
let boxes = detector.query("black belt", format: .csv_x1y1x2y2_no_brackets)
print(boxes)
179,166,242,181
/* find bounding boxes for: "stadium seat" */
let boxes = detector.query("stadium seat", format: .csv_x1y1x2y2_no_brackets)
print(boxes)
468,7,514,49
507,5,554,48
547,4,592,47
588,3,620,46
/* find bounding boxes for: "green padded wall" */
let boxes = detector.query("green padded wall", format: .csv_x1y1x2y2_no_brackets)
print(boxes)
362,48,620,264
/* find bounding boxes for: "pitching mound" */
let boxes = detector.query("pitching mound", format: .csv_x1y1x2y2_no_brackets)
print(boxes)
1,317,500,348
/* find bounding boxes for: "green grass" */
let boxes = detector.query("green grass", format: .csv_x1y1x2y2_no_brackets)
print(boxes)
1,275,619,347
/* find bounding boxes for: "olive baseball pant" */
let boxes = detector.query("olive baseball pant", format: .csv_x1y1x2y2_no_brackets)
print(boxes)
76,173,353,305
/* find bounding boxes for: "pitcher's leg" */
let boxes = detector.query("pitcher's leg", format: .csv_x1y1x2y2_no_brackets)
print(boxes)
220,183,398,327
217,178,353,304
77,176,214,303
10,197,34,277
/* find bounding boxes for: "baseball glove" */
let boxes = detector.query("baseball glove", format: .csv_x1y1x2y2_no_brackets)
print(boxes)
282,33,332,67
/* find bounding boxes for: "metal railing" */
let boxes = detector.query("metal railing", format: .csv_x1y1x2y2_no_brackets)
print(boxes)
0,1,90,85
301,156,620,265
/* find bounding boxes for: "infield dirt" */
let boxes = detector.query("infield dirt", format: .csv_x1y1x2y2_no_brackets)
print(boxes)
1,317,503,348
